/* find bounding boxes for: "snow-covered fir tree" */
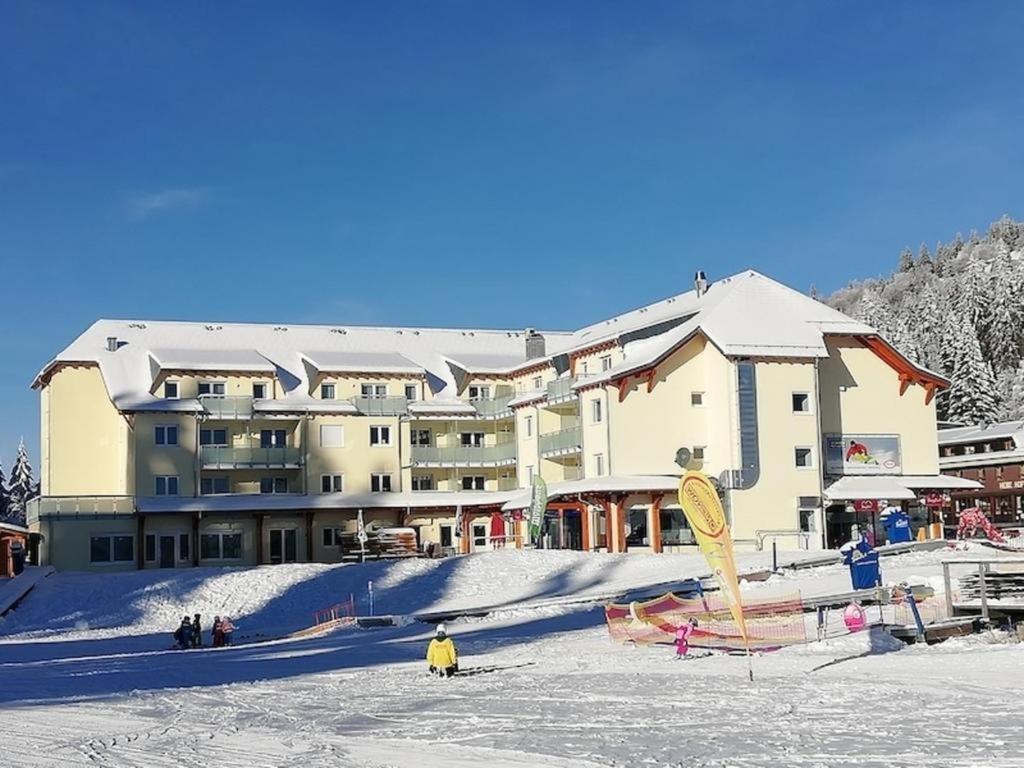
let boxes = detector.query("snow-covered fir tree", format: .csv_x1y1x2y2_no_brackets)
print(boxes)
0,459,8,522
7,439,35,526
828,215,1024,424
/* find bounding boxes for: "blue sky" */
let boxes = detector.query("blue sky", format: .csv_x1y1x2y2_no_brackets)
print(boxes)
2,1,1023,471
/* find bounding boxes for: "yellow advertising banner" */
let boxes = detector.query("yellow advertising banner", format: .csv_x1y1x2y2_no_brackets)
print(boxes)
678,471,750,650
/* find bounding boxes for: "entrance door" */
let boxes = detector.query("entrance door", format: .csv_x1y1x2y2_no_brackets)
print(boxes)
269,529,298,564
159,535,176,568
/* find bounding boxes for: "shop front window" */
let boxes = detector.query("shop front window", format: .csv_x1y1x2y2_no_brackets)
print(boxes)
659,507,694,546
625,506,649,547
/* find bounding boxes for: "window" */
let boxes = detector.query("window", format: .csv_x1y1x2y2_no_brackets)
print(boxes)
792,393,811,413
90,535,134,564
525,415,533,437
411,429,431,447
591,399,603,423
580,361,589,375
472,523,488,548
320,383,335,400
320,425,345,448
691,392,704,407
260,477,288,494
460,432,484,448
260,429,287,448
405,384,418,400
468,385,491,401
199,428,228,446
145,534,156,562
155,425,178,446
439,524,454,549
322,527,342,546
594,453,605,476
659,507,694,546
462,476,485,490
164,381,179,399
179,533,190,561
626,506,649,546
526,465,534,481
200,477,230,495
321,474,344,493
532,376,543,389
795,447,814,468
361,383,387,398
155,476,179,496
412,475,434,490
371,473,392,492
370,425,392,446
200,532,242,560
253,382,268,399
198,381,226,396
693,446,705,461
600,355,612,371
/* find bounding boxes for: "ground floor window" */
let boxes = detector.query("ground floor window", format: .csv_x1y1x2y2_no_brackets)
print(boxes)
412,475,434,491
201,476,230,495
462,476,485,490
90,535,134,564
179,533,190,561
472,522,487,548
200,532,242,560
144,534,156,562
659,507,694,546
626,506,649,547
439,524,454,549
322,527,343,546
260,477,288,494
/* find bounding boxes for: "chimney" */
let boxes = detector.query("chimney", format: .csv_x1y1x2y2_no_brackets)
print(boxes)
525,328,546,360
694,270,709,297
106,336,119,352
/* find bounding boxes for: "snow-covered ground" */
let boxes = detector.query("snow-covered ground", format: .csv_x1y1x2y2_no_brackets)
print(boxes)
1,546,1023,767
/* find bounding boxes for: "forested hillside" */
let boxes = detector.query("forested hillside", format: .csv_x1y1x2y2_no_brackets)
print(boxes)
827,216,1024,426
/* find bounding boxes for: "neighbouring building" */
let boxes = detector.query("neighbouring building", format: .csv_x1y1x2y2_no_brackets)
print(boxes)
938,421,1024,532
28,269,972,571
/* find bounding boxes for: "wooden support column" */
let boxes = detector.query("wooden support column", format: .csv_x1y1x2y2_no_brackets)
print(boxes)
599,500,614,551
137,514,146,570
305,511,314,563
515,517,524,550
650,495,663,554
460,513,472,554
579,502,591,552
617,497,628,553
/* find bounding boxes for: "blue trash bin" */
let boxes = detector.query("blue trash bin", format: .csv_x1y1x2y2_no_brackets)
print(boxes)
883,511,913,544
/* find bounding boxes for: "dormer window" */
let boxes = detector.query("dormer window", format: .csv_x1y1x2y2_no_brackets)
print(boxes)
198,381,226,396
320,383,335,400
253,382,268,399
164,381,179,399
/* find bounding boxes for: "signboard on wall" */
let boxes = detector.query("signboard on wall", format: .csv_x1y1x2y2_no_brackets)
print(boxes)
824,434,901,475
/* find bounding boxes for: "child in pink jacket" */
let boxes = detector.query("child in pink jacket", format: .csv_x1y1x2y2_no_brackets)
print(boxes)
675,618,698,659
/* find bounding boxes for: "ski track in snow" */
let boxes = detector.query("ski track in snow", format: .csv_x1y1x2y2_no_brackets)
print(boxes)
1,547,1023,767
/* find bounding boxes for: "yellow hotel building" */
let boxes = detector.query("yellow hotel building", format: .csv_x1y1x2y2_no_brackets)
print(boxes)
28,270,976,571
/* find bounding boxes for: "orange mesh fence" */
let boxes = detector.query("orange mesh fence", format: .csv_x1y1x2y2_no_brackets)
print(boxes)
606,591,807,651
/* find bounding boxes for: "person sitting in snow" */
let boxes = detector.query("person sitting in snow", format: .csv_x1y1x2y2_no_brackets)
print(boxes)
220,616,235,646
674,617,698,659
173,616,192,649
191,613,203,648
426,623,459,678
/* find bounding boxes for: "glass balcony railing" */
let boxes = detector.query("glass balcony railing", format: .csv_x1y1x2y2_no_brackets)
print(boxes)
470,395,514,418
539,425,583,455
27,495,135,523
351,396,409,416
495,476,520,491
200,395,254,420
545,377,574,401
411,440,517,465
200,446,303,467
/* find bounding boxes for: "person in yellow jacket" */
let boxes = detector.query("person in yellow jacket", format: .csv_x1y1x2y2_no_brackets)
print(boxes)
426,623,459,678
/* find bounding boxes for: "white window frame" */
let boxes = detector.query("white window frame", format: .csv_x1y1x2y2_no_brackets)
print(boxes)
691,392,705,407
163,380,179,399
404,383,418,400
462,475,486,491
197,381,226,396
468,385,491,401
155,424,179,446
532,376,543,390
594,453,605,476
322,527,343,547
320,474,344,493
155,475,179,496
412,475,434,491
795,446,815,469
253,381,268,399
200,476,230,495
89,534,135,565
361,383,388,399
199,427,228,447
472,522,488,548
791,392,812,414
460,431,485,448
411,429,431,447
370,425,392,446
371,473,393,492
320,424,345,448
320,382,336,400
591,398,603,423
600,355,612,371
199,531,243,561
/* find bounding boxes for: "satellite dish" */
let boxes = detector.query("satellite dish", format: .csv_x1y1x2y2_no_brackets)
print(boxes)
674,447,692,468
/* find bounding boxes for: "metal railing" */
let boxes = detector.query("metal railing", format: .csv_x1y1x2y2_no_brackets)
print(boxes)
200,395,254,420
470,395,514,418
351,396,409,416
200,446,303,467
539,425,583,455
411,440,517,465
27,495,135,523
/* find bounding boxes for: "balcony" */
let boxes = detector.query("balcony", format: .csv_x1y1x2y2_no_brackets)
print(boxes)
545,376,594,408
470,395,514,419
27,495,135,524
200,395,254,420
200,446,303,468
495,476,520,491
351,396,409,416
410,440,517,467
539,425,582,457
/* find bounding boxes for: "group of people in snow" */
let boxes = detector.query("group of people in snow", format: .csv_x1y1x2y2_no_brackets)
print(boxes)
173,613,235,649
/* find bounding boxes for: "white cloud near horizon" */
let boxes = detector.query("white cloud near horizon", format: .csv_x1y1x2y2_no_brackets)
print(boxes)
126,187,209,220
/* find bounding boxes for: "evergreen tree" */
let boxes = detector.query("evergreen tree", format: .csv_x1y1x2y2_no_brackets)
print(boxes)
0,460,8,522
7,438,34,526
946,323,1000,426
898,247,915,272
984,251,1023,370
917,243,933,271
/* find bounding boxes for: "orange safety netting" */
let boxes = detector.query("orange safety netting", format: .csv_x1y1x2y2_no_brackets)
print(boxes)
605,591,807,651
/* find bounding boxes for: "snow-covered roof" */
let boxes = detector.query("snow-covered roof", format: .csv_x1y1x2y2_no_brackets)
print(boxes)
34,270,908,412
895,474,983,490
823,476,918,502
136,490,520,514
937,421,1024,446
501,474,683,510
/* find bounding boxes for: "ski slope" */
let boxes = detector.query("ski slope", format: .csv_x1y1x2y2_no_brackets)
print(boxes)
1,546,1022,767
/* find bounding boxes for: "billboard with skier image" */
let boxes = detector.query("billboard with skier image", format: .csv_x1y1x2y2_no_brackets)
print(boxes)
824,434,901,475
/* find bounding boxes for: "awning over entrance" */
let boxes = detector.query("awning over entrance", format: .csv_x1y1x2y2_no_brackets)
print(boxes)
823,476,917,502
896,474,983,490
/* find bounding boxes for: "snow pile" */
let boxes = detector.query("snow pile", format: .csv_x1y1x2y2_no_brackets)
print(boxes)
780,626,905,658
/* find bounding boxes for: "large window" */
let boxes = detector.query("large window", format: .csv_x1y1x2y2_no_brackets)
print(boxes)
198,381,226,396
361,383,388,398
199,428,228,446
468,385,491,401
370,425,392,446
460,432,484,447
412,475,434,490
659,507,694,546
371,473,392,492
320,425,344,448
163,381,179,399
155,475,179,496
201,477,230,495
155,425,178,446
321,474,344,493
462,476,485,490
411,429,431,447
90,535,134,564
260,477,288,494
260,429,287,448
625,506,649,547
200,532,242,560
